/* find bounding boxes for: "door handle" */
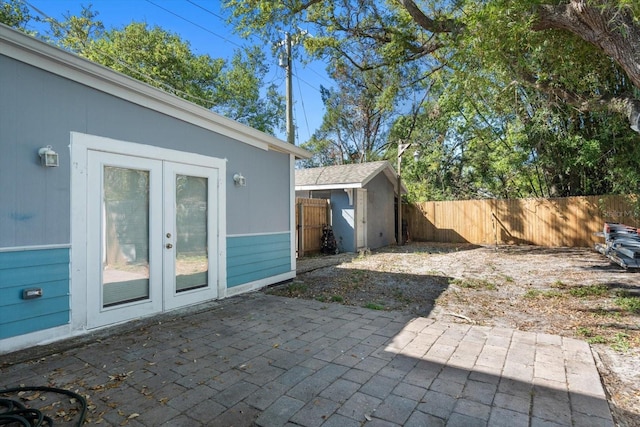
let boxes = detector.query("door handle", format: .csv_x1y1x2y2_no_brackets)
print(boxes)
166,243,173,249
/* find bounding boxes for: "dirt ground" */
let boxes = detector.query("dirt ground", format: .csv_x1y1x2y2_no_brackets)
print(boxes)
267,243,640,426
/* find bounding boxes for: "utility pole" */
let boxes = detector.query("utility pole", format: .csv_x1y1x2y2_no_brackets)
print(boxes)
397,142,410,246
283,32,295,145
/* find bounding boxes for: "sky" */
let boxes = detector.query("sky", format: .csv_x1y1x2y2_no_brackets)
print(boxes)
22,0,330,143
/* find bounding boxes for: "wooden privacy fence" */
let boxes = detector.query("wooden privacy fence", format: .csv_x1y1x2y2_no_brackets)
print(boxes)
296,197,330,256
404,195,639,248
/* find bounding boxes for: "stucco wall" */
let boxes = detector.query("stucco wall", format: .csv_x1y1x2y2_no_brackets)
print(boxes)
0,55,291,248
364,172,396,249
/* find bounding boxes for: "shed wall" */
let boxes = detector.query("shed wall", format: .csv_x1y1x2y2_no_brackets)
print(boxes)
0,55,291,249
0,50,295,352
364,173,395,250
0,247,70,340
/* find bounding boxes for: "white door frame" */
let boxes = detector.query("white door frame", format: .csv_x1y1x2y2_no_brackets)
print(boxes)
163,162,219,310
355,188,368,250
71,132,227,331
86,151,164,328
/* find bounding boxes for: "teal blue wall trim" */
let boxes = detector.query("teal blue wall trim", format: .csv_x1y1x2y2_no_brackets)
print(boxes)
227,233,291,288
0,247,70,339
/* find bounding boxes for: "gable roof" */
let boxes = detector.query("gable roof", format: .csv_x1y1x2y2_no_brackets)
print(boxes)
0,24,311,159
295,161,407,194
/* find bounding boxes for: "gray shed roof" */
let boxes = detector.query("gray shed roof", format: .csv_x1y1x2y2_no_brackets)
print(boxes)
295,161,407,194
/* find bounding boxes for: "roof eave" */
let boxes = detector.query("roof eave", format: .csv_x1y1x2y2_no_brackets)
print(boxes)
295,183,363,191
0,24,312,159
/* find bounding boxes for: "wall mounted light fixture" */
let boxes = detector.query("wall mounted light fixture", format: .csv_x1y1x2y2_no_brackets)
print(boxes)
38,145,59,167
233,173,246,187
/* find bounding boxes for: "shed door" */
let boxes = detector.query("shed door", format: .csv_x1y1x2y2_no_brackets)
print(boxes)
355,189,367,250
87,151,219,328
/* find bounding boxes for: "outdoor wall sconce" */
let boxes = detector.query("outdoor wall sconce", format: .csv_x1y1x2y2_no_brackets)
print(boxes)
233,173,246,187
38,145,59,167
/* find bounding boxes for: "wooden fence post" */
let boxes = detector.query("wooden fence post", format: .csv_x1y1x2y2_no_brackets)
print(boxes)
298,201,304,258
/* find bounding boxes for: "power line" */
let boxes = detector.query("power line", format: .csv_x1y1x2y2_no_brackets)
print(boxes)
185,0,226,23
22,0,327,134
305,62,333,86
144,0,243,48
20,0,219,106
295,73,322,93
294,60,312,142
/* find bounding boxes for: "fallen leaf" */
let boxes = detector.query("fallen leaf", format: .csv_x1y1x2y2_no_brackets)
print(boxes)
24,392,41,401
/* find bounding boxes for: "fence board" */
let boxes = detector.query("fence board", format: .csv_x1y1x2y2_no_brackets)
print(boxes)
296,198,330,256
404,195,639,247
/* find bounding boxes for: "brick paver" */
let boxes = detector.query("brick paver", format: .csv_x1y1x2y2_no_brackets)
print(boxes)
0,293,615,426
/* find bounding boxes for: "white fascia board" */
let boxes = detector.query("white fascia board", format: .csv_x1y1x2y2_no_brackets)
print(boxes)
355,163,408,195
295,183,363,191
0,25,311,159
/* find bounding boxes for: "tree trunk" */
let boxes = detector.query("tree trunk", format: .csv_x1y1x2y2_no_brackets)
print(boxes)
533,1,640,91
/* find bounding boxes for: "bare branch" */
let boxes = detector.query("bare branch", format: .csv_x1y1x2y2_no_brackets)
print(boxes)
396,0,459,34
533,1,640,89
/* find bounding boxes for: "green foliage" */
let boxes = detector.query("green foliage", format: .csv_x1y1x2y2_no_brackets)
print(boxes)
228,0,640,198
612,332,631,352
309,60,398,164
299,136,340,167
615,295,640,313
569,285,609,298
576,327,607,344
213,46,285,132
46,5,105,52
0,0,32,30
363,301,385,310
85,22,221,107
450,278,497,290
5,4,284,134
284,282,308,296
405,0,640,200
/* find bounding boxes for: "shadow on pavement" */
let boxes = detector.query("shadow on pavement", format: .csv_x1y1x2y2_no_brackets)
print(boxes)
0,293,624,426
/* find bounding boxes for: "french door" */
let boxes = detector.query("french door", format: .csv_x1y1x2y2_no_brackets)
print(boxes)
87,151,219,328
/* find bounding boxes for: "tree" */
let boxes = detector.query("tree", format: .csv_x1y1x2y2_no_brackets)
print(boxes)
226,0,640,130
303,58,401,165
73,18,284,133
2,4,284,134
85,22,224,109
0,0,32,30
214,46,285,132
227,0,640,199
450,2,640,197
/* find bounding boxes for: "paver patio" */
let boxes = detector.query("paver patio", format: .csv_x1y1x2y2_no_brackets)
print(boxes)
0,293,614,426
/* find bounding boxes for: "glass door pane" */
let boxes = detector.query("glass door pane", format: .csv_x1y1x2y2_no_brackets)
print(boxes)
102,166,150,307
163,162,218,310
175,174,208,292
